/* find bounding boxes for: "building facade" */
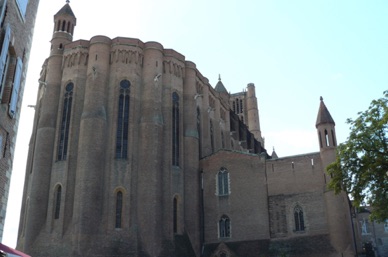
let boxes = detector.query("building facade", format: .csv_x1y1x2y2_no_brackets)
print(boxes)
17,3,356,257
0,0,39,241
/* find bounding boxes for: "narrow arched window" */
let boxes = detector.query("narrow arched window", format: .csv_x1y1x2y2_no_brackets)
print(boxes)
197,108,202,157
240,99,243,113
58,82,73,161
219,215,231,238
221,131,225,149
331,129,336,146
173,197,178,233
294,205,305,231
116,80,130,159
324,129,330,146
217,167,229,196
57,20,61,31
115,191,123,228
210,120,214,153
67,21,71,33
61,20,66,31
172,92,180,166
54,186,62,219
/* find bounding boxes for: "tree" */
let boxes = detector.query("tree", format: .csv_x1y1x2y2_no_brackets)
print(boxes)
327,90,388,222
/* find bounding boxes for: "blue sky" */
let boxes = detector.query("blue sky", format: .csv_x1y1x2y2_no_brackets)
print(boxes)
2,0,387,247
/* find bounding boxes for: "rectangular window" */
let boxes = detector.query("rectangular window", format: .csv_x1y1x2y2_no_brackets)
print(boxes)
15,0,28,18
9,57,22,117
0,0,7,26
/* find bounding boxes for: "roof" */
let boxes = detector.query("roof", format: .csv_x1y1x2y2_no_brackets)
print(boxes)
214,75,228,93
315,96,335,127
0,243,31,257
54,3,75,18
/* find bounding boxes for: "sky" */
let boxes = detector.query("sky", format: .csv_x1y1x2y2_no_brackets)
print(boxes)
2,0,388,247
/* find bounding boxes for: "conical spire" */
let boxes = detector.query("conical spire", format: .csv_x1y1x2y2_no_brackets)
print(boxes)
271,147,278,159
315,96,335,127
55,2,75,18
215,74,228,93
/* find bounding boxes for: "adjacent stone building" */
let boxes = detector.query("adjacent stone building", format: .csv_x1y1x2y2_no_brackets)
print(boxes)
16,3,356,257
0,0,39,241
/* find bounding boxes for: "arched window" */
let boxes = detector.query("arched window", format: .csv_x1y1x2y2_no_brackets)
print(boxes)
210,120,214,153
324,129,330,146
331,129,336,146
197,108,202,157
61,20,66,31
116,80,130,159
219,215,231,238
173,197,178,233
172,92,180,166
58,82,73,161
54,185,62,220
217,167,229,196
221,131,225,149
67,21,71,33
239,99,243,113
115,191,123,228
56,20,61,31
294,205,305,232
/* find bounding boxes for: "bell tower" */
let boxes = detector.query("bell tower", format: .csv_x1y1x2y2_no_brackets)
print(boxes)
316,97,355,257
18,2,76,252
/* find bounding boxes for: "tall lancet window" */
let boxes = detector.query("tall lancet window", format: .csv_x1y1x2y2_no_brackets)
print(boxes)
58,82,74,161
115,191,123,228
210,120,214,153
172,92,180,166
197,108,202,157
294,205,305,232
54,185,62,220
116,80,130,159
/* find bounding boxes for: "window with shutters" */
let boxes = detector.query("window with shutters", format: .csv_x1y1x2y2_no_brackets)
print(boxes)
0,0,7,27
16,0,28,18
8,57,23,118
0,24,10,100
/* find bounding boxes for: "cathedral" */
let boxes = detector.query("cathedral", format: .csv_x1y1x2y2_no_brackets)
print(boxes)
16,3,356,257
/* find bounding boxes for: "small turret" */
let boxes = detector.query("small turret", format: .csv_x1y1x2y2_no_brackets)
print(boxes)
316,97,355,257
215,74,229,102
51,2,76,55
316,96,336,150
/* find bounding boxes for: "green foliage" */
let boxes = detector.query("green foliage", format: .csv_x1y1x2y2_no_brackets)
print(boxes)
327,90,388,222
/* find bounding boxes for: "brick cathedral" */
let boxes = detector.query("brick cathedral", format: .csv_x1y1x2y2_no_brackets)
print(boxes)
16,3,356,257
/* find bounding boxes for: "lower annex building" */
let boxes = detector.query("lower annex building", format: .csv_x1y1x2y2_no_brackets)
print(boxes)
16,3,357,257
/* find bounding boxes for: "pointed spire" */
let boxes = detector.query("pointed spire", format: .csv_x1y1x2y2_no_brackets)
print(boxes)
271,147,278,159
315,96,335,127
215,74,228,93
55,2,76,18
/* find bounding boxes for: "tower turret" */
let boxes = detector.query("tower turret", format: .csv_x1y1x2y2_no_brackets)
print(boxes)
20,2,76,252
52,3,76,55
316,97,355,257
246,83,263,145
